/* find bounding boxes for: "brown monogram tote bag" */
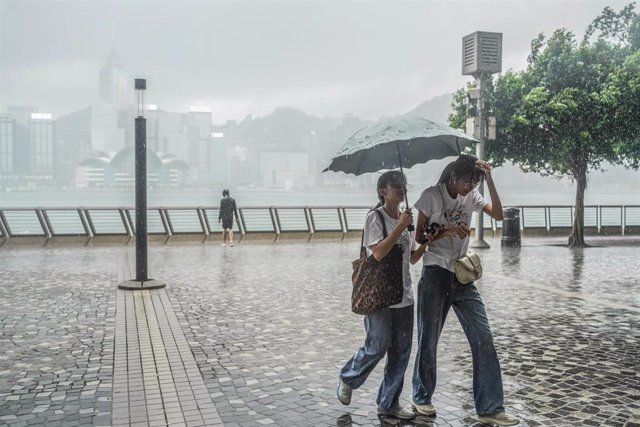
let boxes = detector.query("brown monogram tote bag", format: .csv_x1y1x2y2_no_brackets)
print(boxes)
351,209,404,315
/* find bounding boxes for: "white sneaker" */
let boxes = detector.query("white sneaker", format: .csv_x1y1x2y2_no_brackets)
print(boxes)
377,404,416,420
411,401,436,416
476,412,520,426
229,242,235,247
336,380,352,405
221,243,227,247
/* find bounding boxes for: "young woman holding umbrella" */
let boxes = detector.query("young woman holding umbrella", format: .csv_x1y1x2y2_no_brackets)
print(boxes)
411,154,520,426
336,170,433,420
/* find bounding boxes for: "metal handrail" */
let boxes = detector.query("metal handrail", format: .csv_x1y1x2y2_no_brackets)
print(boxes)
1,205,638,242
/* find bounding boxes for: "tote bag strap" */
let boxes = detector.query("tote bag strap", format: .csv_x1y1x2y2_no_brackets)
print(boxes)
360,208,388,255
374,209,388,239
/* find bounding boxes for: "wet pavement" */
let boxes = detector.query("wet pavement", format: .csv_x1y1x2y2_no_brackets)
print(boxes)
0,237,639,426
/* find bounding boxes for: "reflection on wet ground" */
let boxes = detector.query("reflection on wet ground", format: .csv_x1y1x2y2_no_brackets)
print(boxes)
0,236,639,426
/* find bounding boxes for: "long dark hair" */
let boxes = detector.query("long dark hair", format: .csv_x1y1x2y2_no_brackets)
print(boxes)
373,170,406,208
437,154,485,184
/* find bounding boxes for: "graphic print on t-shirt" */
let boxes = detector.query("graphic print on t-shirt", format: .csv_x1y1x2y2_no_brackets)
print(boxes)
444,207,469,227
395,231,410,254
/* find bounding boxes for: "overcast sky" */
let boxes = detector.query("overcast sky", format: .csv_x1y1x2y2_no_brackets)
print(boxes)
0,0,632,124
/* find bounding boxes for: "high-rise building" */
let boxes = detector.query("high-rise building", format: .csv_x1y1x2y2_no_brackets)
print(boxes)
57,46,133,167
0,115,15,174
187,109,213,184
0,107,56,186
6,106,36,176
99,46,129,108
29,113,55,175
90,103,128,153
146,105,187,156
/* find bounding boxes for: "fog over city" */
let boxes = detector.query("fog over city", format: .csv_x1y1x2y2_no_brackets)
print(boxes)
1,0,639,207
3,0,633,121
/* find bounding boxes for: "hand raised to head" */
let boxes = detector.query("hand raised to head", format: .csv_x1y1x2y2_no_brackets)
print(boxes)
475,160,493,176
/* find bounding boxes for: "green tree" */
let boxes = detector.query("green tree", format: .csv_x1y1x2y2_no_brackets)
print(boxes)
450,4,640,247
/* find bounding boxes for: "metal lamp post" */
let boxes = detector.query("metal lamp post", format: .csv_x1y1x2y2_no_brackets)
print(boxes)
134,79,148,281
462,31,502,249
118,79,165,290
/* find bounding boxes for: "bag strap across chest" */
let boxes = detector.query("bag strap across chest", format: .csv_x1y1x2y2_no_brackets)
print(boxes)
359,208,388,255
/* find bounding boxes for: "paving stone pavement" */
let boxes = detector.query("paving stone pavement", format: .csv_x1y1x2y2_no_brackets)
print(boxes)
112,289,222,426
0,248,116,426
1,237,639,426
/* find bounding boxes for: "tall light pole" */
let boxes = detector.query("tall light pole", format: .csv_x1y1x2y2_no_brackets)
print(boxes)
134,79,148,281
462,31,502,249
119,78,165,290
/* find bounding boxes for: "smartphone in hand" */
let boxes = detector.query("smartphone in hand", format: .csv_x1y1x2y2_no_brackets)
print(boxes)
417,222,442,244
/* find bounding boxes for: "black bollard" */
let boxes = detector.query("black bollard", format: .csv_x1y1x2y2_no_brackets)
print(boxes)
501,207,521,247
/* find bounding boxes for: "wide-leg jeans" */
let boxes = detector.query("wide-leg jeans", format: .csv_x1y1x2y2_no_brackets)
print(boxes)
340,305,414,411
412,265,505,416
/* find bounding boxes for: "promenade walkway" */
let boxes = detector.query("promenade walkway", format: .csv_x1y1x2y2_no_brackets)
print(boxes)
1,237,639,426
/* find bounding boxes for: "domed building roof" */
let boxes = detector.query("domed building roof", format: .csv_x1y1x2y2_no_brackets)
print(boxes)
76,147,191,186
161,158,191,171
111,146,164,172
78,157,111,168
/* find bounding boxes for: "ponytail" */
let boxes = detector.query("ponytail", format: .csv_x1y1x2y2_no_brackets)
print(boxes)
438,161,455,184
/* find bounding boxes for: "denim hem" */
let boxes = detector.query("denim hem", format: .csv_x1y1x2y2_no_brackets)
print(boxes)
338,376,358,390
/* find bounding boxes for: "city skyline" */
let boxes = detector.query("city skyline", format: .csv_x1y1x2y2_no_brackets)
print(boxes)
1,0,631,124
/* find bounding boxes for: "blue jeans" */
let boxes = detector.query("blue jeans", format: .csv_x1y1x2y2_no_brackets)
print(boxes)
412,265,505,416
340,305,414,411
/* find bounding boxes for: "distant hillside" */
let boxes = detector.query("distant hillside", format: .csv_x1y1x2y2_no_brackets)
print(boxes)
210,93,639,194
402,93,454,124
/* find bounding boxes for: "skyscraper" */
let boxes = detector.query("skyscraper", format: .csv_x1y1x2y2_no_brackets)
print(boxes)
99,46,129,108
0,115,15,174
0,107,56,186
29,113,55,175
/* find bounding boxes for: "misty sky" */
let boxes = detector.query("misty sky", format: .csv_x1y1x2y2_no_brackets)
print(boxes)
0,0,632,125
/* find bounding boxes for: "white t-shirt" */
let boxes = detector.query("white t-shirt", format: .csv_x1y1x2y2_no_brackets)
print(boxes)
414,183,488,272
362,207,416,309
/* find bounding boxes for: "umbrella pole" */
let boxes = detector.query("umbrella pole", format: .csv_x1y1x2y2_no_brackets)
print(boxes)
396,143,414,231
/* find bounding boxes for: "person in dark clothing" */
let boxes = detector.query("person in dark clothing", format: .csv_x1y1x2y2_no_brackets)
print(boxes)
218,189,237,246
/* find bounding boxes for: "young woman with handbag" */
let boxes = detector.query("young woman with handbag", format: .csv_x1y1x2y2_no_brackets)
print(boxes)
337,170,431,421
410,154,520,426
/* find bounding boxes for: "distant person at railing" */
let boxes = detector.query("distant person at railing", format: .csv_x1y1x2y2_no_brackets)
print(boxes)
218,189,237,247
410,154,520,426
337,170,433,421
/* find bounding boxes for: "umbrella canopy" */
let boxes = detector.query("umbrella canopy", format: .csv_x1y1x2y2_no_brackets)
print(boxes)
323,117,479,175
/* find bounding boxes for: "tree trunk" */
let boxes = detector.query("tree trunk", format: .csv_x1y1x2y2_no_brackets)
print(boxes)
568,166,588,248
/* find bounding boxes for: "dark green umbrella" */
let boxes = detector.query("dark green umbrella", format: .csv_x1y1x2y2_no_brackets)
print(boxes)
323,117,479,227
323,117,479,176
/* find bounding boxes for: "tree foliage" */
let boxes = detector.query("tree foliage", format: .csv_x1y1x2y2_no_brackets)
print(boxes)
449,3,640,246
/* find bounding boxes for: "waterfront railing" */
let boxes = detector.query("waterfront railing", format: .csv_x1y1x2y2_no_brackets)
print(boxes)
0,205,639,243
